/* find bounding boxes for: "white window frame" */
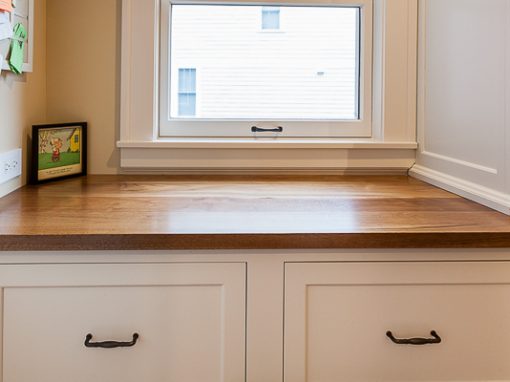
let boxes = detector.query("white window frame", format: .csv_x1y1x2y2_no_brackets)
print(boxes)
159,0,373,138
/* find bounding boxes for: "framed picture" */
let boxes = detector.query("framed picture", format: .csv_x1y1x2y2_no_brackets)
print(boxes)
31,122,87,184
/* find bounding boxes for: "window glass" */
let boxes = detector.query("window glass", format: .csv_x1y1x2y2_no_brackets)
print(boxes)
169,5,359,120
262,7,280,30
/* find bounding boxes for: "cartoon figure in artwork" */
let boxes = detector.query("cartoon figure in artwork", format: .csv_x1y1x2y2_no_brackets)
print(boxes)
51,138,63,162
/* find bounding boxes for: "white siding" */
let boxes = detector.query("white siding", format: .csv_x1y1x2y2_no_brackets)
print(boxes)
170,5,358,119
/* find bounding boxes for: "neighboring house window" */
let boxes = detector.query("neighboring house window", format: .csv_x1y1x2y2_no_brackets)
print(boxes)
161,1,373,138
74,135,79,143
261,7,280,30
178,68,197,117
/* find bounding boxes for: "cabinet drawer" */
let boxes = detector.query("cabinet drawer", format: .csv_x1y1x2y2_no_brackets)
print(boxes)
285,262,510,382
3,263,246,382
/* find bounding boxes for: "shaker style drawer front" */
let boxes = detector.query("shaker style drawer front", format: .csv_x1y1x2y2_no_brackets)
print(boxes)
3,263,246,382
284,262,510,382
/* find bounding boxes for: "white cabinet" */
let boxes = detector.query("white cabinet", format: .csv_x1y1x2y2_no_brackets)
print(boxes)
1,263,246,382
2,253,510,382
285,262,510,382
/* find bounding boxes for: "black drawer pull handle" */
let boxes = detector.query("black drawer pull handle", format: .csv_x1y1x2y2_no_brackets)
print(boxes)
386,330,441,345
251,126,283,133
84,333,139,349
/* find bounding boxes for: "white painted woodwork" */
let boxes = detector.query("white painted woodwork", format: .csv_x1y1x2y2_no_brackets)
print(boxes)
159,1,373,138
285,261,510,382
119,146,416,172
3,251,510,382
245,255,285,382
2,263,246,382
118,0,418,170
412,0,510,214
377,0,418,143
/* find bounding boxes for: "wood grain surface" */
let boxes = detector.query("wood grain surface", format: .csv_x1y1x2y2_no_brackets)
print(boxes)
0,175,509,250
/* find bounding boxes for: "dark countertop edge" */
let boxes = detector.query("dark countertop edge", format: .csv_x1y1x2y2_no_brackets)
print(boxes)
1,232,510,251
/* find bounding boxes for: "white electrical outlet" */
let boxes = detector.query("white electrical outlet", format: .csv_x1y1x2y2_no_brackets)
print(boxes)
0,149,22,185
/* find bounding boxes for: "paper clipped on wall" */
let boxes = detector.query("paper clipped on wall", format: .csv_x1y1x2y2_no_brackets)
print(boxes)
0,10,8,23
9,22,25,73
0,11,11,41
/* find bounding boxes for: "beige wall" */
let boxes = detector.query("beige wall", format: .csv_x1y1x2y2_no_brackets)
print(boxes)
46,0,121,174
0,0,47,197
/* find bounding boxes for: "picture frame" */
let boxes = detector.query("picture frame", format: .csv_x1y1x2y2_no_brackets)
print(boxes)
31,122,87,184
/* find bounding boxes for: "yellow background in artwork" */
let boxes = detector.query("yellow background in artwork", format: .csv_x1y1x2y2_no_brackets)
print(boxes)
69,129,80,153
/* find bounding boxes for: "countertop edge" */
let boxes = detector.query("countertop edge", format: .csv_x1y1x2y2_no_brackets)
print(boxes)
1,232,510,251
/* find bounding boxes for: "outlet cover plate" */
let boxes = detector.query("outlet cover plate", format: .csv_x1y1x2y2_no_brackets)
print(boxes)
0,149,22,185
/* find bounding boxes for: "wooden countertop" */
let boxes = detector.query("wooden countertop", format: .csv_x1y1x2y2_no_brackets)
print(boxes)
1,175,510,251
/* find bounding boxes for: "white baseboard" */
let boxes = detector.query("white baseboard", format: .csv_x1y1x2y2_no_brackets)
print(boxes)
410,164,510,215
0,177,22,199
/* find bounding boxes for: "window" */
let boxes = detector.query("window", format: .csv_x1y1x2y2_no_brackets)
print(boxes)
177,68,197,117
261,7,280,30
160,1,373,138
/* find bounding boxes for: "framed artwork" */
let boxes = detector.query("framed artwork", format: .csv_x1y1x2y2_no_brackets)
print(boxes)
31,122,87,184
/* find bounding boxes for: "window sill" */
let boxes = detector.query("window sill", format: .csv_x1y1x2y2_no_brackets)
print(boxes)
117,139,418,150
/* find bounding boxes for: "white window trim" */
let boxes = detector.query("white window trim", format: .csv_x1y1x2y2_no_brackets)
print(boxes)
159,0,373,138
119,0,418,171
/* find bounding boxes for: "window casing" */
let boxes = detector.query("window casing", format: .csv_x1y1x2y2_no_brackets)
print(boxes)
159,0,373,138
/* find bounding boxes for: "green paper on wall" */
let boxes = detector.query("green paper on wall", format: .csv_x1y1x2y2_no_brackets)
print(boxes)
9,23,26,74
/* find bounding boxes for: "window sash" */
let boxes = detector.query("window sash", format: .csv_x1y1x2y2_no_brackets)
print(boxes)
159,0,373,138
